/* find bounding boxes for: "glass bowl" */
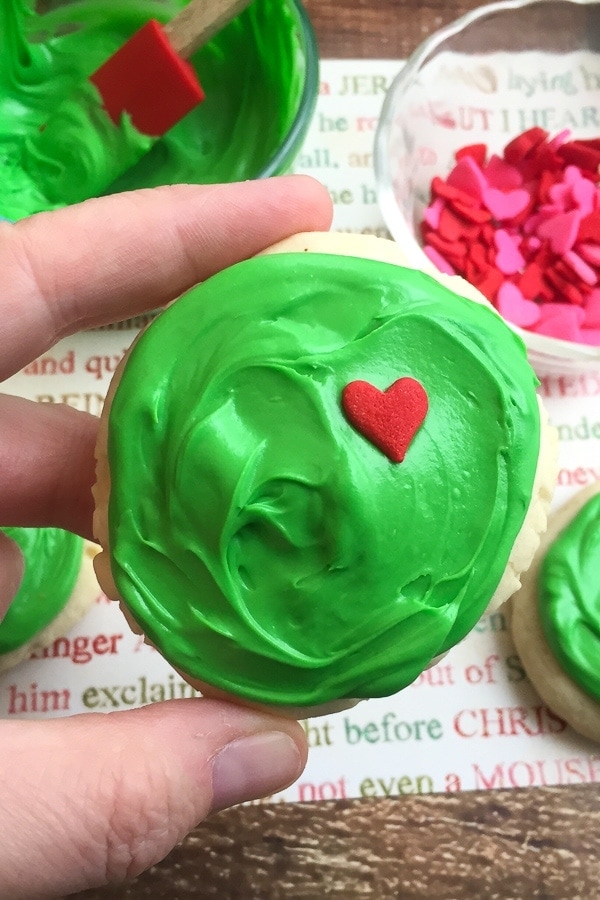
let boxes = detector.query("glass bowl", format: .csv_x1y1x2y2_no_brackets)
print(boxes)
374,0,600,375
260,0,319,177
107,0,319,186
1,0,318,219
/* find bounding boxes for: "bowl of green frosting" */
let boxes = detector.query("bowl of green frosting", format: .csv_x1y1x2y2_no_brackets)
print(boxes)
0,0,319,219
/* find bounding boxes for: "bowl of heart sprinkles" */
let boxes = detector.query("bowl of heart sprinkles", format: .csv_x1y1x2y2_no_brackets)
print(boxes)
375,0,600,374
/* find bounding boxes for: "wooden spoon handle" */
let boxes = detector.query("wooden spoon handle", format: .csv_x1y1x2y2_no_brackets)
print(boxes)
164,0,255,58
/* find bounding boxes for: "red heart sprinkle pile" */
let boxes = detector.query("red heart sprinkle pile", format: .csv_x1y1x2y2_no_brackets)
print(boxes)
420,128,600,345
342,377,428,463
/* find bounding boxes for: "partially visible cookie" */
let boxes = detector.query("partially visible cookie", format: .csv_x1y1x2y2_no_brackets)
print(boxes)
0,527,99,675
510,481,600,742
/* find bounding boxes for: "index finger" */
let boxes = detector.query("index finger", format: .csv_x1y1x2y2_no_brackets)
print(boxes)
0,176,332,380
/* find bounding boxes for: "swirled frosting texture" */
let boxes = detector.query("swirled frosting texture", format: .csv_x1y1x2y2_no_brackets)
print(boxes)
539,492,600,701
0,527,82,653
0,0,308,219
107,254,541,706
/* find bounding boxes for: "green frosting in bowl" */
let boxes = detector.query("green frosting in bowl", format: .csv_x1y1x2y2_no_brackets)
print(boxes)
106,253,541,707
0,0,315,219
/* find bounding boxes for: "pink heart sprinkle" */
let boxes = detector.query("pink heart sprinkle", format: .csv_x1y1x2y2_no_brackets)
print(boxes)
423,243,456,275
578,327,600,346
494,229,525,275
547,129,571,151
524,207,557,235
548,182,571,208
571,171,596,217
496,281,541,327
483,186,530,221
532,303,585,341
577,242,600,267
423,196,445,229
562,249,598,286
525,235,542,251
536,209,581,254
548,166,597,218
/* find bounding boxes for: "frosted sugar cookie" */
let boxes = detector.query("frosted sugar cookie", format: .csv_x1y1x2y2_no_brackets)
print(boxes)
0,528,98,674
510,481,600,742
93,231,557,715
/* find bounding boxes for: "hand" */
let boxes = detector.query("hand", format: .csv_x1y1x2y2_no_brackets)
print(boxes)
0,178,332,897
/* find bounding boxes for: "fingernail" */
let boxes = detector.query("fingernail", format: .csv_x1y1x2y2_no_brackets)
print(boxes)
0,534,24,623
210,731,302,811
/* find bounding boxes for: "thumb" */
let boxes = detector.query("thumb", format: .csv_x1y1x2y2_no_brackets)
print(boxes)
0,699,307,897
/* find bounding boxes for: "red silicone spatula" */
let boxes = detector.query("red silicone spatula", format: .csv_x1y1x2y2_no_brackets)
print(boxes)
91,0,254,136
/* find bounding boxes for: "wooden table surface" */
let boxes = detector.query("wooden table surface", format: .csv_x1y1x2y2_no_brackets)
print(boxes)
79,2,600,897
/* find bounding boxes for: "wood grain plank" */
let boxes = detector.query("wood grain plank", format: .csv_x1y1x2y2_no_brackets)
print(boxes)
78,788,600,898
303,0,484,59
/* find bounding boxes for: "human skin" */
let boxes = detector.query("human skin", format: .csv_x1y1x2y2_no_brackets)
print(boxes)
0,176,332,897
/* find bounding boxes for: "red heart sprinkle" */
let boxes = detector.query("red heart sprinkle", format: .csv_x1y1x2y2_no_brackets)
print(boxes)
517,262,546,299
484,155,523,190
577,210,600,243
425,231,467,263
455,143,488,167
471,265,504,302
342,378,428,463
450,199,491,224
503,127,548,165
558,140,600,173
438,205,479,242
537,209,581,254
447,156,487,201
584,289,600,327
431,176,478,207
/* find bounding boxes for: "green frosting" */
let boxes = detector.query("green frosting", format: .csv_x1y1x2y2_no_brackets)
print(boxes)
106,253,541,706
0,0,312,219
539,492,600,702
0,527,83,654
